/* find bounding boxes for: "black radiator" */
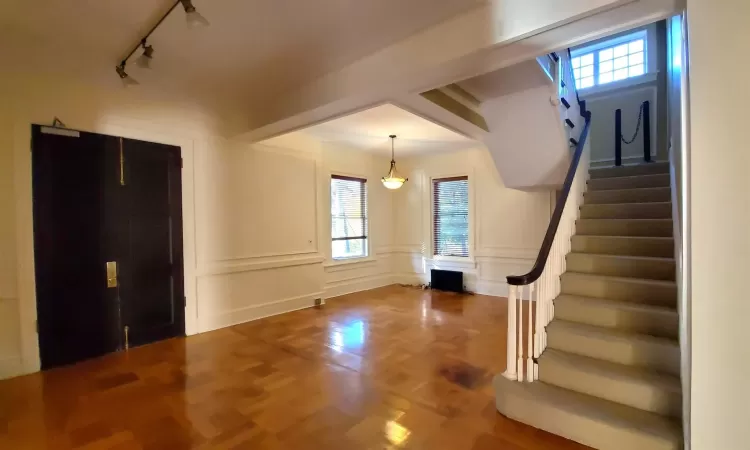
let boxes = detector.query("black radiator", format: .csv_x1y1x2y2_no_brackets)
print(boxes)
430,269,464,293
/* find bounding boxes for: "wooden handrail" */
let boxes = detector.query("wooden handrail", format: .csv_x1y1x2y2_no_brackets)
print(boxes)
507,110,592,286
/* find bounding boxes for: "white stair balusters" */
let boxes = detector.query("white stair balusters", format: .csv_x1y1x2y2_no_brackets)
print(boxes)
503,49,590,383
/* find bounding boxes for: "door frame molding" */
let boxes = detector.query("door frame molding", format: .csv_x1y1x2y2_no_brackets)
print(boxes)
13,118,199,375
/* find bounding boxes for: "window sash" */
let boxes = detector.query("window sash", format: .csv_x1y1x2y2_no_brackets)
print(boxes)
571,33,648,89
331,175,368,259
433,176,469,258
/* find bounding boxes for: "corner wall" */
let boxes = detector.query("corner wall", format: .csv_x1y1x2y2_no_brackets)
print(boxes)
0,74,550,380
0,74,396,380
319,143,395,298
687,0,750,448
392,147,552,296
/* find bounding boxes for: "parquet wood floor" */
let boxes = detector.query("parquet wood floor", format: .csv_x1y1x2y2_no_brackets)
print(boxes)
0,285,591,449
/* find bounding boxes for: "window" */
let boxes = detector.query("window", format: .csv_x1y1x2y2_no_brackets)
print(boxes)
433,176,469,257
572,31,648,89
331,175,367,259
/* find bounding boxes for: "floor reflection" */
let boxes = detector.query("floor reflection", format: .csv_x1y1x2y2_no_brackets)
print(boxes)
0,286,591,450
385,420,411,446
328,319,367,354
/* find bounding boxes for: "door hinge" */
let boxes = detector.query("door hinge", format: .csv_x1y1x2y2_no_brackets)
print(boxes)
184,296,187,307
180,157,184,169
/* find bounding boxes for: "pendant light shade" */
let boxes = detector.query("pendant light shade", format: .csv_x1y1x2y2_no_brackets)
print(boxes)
381,135,408,190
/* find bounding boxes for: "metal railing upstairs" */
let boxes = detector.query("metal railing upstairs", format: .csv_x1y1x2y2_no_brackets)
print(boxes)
503,49,592,383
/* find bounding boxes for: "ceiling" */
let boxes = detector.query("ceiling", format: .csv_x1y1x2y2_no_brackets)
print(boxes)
279,103,477,156
0,0,482,111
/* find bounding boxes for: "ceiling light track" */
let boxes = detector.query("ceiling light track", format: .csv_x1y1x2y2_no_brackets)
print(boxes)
116,0,208,84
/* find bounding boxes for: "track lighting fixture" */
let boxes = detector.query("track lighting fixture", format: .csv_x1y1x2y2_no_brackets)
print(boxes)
180,0,210,28
135,42,154,69
115,63,139,86
115,0,209,83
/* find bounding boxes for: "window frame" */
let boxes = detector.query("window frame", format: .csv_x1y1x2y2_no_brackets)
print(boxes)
330,174,369,262
571,29,651,93
431,175,471,260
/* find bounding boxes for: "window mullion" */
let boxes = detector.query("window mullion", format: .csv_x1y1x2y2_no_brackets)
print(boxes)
594,51,599,86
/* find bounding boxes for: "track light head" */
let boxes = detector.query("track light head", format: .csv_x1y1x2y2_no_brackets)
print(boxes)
135,43,154,69
115,64,128,79
180,0,209,28
115,64,139,86
180,0,196,13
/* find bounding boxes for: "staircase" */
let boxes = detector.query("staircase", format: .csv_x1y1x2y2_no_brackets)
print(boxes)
494,161,683,450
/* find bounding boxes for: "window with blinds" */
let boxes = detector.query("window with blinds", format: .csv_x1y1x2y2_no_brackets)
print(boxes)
331,175,368,259
433,176,469,257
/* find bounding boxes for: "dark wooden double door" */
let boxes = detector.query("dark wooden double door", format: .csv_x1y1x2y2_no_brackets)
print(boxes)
32,125,185,370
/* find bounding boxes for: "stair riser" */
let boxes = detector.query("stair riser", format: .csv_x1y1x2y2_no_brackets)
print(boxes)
546,327,681,376
539,359,682,418
585,187,671,204
561,274,677,308
555,298,678,339
590,163,670,179
566,254,676,281
571,236,674,258
494,376,681,450
576,219,673,237
580,203,672,219
589,174,670,191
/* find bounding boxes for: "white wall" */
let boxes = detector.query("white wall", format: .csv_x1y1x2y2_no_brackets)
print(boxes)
584,86,660,166
0,72,397,379
0,75,552,381
687,0,750,448
392,147,552,296
318,143,395,298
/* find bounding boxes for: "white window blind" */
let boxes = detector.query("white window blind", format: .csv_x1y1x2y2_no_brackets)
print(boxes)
331,175,367,259
433,176,469,257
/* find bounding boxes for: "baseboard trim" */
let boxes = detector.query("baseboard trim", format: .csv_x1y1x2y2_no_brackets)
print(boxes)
392,272,510,298
392,273,428,286
0,356,24,381
198,291,324,333
324,274,393,299
473,280,509,298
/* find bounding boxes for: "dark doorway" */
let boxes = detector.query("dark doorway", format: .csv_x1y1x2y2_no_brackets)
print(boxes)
32,125,185,370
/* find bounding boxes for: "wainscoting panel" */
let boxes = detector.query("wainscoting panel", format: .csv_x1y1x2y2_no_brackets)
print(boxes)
196,261,324,333
0,297,21,379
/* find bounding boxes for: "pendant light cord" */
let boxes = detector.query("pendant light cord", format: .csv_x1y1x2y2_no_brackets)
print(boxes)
390,134,396,163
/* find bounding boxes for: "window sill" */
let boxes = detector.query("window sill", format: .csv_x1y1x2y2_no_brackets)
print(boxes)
324,256,376,269
428,256,477,270
578,71,658,99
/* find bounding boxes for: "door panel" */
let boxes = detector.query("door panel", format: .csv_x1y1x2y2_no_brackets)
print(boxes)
32,127,185,367
32,126,122,369
120,139,185,347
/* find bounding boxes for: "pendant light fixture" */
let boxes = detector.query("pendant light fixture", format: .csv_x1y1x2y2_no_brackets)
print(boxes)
381,135,408,190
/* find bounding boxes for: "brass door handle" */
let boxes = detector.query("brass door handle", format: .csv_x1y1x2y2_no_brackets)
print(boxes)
106,261,118,288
